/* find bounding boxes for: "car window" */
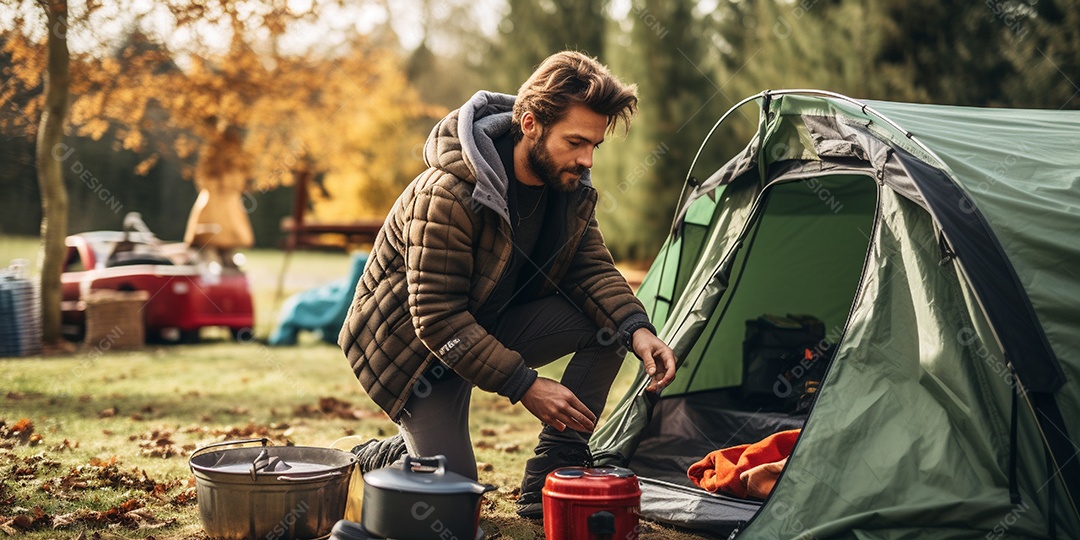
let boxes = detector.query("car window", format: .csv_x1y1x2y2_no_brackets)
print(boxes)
63,247,86,272
102,240,174,268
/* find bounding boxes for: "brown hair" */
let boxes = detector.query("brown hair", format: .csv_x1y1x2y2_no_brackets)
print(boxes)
512,51,638,142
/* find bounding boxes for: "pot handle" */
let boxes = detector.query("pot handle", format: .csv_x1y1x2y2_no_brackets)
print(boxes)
403,454,447,476
276,470,343,482
189,437,270,461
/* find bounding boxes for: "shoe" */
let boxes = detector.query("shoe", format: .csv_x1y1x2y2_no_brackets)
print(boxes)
515,443,593,519
349,433,408,474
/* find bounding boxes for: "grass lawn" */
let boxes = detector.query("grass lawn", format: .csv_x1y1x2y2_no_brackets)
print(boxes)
0,236,711,539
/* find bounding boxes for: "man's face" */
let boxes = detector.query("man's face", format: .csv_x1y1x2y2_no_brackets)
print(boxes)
525,104,607,192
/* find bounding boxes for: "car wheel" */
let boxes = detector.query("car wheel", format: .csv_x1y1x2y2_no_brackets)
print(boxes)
178,329,200,344
230,327,253,342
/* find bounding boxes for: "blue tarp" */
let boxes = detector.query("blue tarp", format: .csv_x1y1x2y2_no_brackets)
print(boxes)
269,253,367,345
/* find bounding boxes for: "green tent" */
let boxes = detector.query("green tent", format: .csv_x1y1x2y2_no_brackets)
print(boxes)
592,90,1080,538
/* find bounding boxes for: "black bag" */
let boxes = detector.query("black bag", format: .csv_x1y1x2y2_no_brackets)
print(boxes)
741,314,831,413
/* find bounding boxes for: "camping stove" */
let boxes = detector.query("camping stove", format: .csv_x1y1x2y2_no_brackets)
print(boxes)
543,466,640,540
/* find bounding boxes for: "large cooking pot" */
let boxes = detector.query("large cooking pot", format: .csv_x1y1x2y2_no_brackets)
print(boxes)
189,438,356,540
362,455,494,540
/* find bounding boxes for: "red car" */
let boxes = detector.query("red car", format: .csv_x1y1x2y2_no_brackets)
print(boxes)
61,226,254,343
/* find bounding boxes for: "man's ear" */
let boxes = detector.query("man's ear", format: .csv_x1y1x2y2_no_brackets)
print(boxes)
520,111,541,141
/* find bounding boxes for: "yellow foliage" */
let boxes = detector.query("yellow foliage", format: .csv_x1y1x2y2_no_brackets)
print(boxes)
134,153,159,175
3,0,444,220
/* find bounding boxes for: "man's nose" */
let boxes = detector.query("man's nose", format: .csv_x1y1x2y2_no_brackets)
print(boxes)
577,147,594,169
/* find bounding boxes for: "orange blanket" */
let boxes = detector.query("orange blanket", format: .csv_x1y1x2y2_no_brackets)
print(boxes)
687,429,800,499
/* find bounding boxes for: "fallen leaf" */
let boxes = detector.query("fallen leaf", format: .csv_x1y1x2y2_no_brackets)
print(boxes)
52,510,88,528
98,407,118,418
11,418,32,433
171,486,197,506
13,465,35,477
89,455,118,467
477,462,495,472
480,428,497,437
50,439,80,452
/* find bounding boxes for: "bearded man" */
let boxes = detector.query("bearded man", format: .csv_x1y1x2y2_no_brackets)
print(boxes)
339,50,676,519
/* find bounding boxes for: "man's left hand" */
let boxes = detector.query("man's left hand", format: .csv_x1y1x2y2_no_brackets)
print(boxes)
632,328,677,392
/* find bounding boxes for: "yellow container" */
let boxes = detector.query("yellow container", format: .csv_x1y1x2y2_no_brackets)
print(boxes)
330,436,368,522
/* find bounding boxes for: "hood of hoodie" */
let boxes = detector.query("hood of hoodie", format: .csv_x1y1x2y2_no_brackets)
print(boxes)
423,90,594,224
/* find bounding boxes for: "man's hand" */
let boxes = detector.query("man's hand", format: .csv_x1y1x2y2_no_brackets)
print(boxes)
520,377,597,432
633,328,677,392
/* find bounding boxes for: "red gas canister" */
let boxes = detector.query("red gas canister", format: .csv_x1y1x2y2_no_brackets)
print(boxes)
543,466,640,540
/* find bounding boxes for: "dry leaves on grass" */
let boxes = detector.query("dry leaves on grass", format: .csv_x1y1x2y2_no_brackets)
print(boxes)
0,418,43,447
182,421,293,446
50,438,80,452
0,506,49,535
475,441,521,453
292,396,386,420
39,455,182,500
129,428,186,458
2,498,176,534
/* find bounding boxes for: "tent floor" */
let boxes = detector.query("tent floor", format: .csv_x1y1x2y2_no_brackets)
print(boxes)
629,387,808,487
627,388,808,533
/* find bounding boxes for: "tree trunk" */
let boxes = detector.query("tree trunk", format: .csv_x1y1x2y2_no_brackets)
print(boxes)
36,0,70,345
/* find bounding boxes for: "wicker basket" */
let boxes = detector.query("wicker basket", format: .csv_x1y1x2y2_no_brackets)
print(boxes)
83,290,149,350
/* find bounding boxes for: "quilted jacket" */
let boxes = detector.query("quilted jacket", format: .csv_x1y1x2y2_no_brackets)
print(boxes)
339,91,651,420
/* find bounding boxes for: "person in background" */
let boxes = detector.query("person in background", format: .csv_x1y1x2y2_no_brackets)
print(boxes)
339,50,677,519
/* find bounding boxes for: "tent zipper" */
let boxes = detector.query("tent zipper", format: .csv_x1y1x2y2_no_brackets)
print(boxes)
1009,373,1021,505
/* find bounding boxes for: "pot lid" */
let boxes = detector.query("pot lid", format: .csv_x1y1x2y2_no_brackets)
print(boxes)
189,440,354,481
364,455,493,495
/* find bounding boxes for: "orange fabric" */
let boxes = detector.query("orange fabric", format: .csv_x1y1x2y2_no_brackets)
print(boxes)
686,429,800,499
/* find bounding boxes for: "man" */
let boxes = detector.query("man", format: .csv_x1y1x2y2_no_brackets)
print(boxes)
338,51,677,519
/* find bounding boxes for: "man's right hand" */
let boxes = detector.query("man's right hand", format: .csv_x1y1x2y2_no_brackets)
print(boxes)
519,377,597,433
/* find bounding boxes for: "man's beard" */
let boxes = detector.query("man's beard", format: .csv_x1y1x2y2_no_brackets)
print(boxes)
527,130,587,192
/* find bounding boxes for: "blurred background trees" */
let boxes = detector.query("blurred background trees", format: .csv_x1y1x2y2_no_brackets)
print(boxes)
3,0,1078,262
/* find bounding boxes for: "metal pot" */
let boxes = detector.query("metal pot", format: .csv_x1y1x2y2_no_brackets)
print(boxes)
362,455,494,540
189,438,356,540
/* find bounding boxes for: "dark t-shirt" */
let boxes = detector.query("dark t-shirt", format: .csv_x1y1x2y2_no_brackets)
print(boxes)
476,134,549,327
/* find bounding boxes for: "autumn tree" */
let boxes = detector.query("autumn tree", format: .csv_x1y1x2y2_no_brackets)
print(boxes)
34,0,70,346
1,0,436,346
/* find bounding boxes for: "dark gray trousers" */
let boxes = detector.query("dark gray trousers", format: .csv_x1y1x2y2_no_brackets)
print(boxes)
396,295,626,480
